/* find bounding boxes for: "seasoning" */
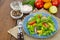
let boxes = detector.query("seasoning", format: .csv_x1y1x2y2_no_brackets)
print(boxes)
17,32,24,40
17,22,24,40
12,10,22,17
10,10,23,19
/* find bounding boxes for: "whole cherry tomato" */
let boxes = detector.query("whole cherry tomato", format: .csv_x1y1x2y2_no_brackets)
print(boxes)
35,0,42,2
52,0,59,6
35,0,43,9
58,0,60,4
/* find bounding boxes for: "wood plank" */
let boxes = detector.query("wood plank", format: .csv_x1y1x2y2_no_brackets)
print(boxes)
0,0,16,40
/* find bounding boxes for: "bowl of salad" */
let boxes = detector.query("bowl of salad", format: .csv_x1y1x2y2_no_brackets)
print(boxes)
23,12,58,38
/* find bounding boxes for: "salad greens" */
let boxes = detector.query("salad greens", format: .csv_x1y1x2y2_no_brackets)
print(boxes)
22,0,35,8
27,14,56,36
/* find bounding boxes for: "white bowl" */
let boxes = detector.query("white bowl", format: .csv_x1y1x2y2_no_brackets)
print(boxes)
10,10,23,19
20,5,33,14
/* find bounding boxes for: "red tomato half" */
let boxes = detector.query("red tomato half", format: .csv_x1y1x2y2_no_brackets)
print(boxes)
29,20,36,25
43,22,49,28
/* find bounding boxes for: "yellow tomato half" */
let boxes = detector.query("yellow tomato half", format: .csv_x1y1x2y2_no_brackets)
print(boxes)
44,2,52,9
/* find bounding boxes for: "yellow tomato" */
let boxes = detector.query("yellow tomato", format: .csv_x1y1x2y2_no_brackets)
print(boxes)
37,30,43,34
44,2,52,9
33,23,36,27
42,0,51,2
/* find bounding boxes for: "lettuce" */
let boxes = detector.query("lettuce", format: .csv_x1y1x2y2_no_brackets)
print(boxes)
27,14,56,36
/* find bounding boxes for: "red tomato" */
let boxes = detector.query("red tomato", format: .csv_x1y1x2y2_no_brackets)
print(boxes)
58,0,60,4
43,22,49,28
52,0,59,6
36,0,42,2
35,1,43,9
29,20,36,25
38,15,40,18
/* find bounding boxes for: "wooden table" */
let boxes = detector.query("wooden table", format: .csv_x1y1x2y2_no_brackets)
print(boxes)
0,0,60,40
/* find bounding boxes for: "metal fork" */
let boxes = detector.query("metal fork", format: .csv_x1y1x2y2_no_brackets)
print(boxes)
17,20,24,40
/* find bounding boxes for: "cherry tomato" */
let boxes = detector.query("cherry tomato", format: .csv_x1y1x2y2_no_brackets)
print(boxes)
52,0,59,6
38,15,40,18
36,0,42,2
29,20,36,25
35,1,43,9
43,22,49,28
58,0,60,4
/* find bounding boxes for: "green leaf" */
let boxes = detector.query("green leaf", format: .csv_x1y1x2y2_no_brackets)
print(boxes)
29,31,35,35
36,19,40,23
48,22,56,32
22,0,35,8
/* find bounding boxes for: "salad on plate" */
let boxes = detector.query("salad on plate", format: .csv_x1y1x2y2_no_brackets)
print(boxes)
23,12,58,38
27,14,56,36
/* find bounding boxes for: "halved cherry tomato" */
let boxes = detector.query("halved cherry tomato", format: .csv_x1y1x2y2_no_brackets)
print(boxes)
37,30,42,34
38,15,40,18
43,22,49,28
29,20,36,25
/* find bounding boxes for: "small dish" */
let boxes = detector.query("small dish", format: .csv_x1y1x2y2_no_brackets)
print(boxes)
10,10,23,19
20,5,33,14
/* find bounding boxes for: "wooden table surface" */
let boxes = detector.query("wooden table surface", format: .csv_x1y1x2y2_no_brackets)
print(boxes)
0,0,60,40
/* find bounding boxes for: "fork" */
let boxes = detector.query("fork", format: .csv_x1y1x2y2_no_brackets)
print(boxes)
17,20,24,40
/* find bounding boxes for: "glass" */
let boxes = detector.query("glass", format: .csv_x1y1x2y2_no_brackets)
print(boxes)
10,0,22,11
